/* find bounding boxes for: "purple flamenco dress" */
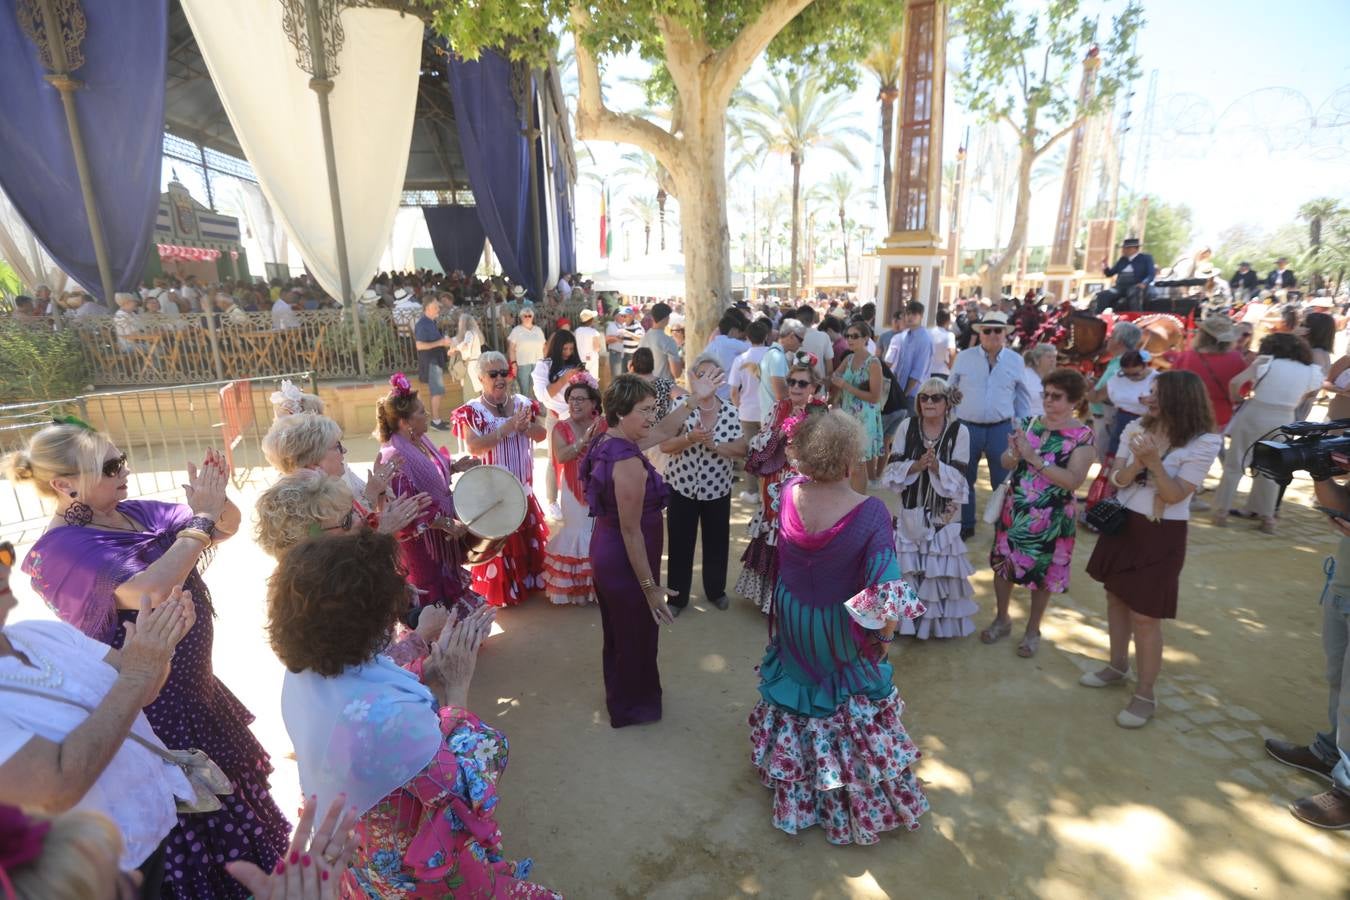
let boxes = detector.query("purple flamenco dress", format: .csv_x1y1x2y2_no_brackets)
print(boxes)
580,434,670,728
23,500,290,899
748,479,930,845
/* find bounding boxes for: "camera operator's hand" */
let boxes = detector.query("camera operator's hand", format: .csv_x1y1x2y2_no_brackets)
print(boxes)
1314,452,1350,532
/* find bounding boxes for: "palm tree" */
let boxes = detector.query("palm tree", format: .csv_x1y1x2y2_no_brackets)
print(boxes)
623,195,657,256
862,29,904,219
812,171,863,282
1299,197,1343,291
742,72,867,296
615,150,675,251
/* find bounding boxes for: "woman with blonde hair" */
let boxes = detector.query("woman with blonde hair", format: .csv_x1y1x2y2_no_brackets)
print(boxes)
881,377,977,638
452,312,485,400
749,409,928,844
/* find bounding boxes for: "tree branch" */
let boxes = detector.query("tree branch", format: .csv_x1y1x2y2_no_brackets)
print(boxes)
656,14,704,107
709,0,816,104
1034,116,1081,158
570,6,684,170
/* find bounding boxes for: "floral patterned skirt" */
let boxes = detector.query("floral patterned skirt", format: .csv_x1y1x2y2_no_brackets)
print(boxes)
747,689,928,845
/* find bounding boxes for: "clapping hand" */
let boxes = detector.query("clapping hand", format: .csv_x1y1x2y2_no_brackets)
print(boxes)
426,604,495,707
365,456,399,503
1129,431,1162,467
225,793,358,900
184,452,229,519
690,425,714,446
918,449,937,473
375,493,430,535
120,589,196,704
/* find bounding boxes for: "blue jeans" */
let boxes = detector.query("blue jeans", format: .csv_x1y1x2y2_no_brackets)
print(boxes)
1314,556,1350,791
517,361,537,398
960,420,1014,531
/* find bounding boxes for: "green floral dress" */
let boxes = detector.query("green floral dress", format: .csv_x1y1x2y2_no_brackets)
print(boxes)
989,418,1095,593
839,355,884,461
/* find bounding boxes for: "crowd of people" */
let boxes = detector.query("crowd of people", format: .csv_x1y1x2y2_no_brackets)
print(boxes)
2,258,1350,898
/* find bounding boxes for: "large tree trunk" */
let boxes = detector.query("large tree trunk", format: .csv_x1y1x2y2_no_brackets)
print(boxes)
879,87,897,214
672,117,732,356
789,153,802,298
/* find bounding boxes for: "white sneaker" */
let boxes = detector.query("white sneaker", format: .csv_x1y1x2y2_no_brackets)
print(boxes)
546,501,562,520
738,491,759,504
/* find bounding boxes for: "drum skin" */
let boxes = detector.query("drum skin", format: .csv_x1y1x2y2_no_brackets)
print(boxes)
452,464,527,564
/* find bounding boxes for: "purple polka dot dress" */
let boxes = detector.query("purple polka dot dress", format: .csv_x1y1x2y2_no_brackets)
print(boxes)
23,500,290,898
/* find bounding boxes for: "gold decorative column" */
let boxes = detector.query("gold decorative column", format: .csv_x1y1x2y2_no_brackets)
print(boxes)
876,0,947,330
1044,47,1101,303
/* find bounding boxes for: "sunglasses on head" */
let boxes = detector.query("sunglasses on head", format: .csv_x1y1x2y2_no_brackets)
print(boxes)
917,392,947,403
102,453,128,478
485,369,511,379
786,377,814,389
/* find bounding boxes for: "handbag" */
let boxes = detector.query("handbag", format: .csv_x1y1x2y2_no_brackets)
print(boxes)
1084,494,1128,534
0,684,234,814
982,480,1009,524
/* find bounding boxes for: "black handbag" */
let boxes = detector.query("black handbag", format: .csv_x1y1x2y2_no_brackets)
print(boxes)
1085,495,1127,535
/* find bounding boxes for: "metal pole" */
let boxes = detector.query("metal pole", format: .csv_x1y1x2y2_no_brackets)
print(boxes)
34,0,115,308
303,0,365,376
198,142,215,211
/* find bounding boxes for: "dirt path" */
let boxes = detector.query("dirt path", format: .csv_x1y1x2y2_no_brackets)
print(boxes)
8,448,1347,898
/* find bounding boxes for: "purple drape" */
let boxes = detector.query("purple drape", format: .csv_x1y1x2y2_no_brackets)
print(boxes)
551,136,575,275
443,49,541,298
422,205,485,275
0,0,166,300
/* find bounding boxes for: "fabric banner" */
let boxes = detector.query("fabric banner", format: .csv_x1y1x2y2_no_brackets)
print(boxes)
380,206,422,273
180,0,421,304
444,49,541,298
0,0,166,300
551,132,576,276
422,205,484,275
0,183,69,293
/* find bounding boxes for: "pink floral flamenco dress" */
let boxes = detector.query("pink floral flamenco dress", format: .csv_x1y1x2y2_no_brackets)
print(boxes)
748,477,930,845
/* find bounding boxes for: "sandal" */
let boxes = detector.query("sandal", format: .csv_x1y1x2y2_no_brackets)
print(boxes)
980,618,1012,644
1016,632,1041,658
1259,517,1277,535
1116,694,1156,729
1079,664,1129,687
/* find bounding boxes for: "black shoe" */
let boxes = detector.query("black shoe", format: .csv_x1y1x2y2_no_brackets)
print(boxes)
709,594,730,611
960,526,976,541
669,604,685,618
429,420,451,431
1266,739,1336,783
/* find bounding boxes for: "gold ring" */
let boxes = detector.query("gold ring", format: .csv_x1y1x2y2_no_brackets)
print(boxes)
323,850,341,865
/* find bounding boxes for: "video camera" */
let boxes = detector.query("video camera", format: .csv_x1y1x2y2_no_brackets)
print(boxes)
1249,419,1350,484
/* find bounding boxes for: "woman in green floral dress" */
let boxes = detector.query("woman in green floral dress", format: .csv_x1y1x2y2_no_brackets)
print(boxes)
984,369,1096,657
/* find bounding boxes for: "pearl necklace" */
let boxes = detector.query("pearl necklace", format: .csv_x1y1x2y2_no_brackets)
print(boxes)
0,633,65,688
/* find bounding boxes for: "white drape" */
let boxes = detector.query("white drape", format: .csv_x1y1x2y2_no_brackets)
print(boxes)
379,206,421,273
233,180,287,268
0,184,69,293
179,1,420,302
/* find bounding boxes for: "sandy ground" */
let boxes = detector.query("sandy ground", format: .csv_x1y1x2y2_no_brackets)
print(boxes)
7,439,1349,899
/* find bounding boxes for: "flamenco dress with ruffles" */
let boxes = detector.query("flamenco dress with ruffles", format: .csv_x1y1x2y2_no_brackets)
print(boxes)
23,500,290,899
343,706,562,899
880,418,979,638
541,418,605,605
748,479,930,845
735,401,801,614
580,434,670,727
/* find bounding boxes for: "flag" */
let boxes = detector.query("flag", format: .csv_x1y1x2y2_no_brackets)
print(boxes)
599,182,610,259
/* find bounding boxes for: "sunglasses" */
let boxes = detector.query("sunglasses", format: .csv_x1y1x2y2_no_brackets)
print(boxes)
917,393,947,403
845,332,863,339
1042,390,1068,402
102,453,128,478
978,327,1006,336
786,378,814,389
334,440,347,456
485,369,511,379
322,508,356,532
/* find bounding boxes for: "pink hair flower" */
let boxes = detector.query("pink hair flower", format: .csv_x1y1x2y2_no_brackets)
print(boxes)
389,372,412,396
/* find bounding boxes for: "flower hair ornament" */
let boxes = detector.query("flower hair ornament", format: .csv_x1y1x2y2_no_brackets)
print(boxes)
0,804,50,899
51,413,95,431
787,350,819,370
388,372,413,397
566,370,599,391
781,397,828,441
269,379,305,416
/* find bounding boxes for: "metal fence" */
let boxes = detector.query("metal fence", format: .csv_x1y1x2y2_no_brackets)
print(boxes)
0,373,314,545
35,297,600,387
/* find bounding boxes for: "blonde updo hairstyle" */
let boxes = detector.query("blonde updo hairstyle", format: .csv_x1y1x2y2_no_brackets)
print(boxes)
254,470,354,557
7,809,124,900
260,413,342,474
0,423,116,500
789,408,862,483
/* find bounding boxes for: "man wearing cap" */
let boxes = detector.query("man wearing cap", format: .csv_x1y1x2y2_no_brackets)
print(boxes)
947,311,1032,539
1267,257,1297,291
574,307,603,378
639,301,683,380
1229,262,1260,301
1095,237,1155,313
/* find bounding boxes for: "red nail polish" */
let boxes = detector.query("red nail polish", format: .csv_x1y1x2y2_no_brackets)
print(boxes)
302,854,312,868
275,862,286,875
321,871,330,882
289,850,299,865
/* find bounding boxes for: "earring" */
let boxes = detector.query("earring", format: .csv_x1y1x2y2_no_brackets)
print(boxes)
63,493,93,527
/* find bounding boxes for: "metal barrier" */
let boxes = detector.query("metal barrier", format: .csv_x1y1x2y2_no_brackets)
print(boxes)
0,372,314,545
44,297,600,387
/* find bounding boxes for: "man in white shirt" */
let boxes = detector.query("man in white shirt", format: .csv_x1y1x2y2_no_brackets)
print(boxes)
70,292,109,319
574,308,603,378
392,287,421,336
947,311,1032,538
557,273,573,300
730,318,771,501
178,275,201,309
639,302,683,380
271,291,300,330
757,317,806,415
928,308,958,378
703,312,749,400
795,305,833,381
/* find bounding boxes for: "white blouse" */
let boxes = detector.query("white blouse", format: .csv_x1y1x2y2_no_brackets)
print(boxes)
1116,423,1223,521
0,620,192,869
1106,370,1157,416
1250,357,1324,409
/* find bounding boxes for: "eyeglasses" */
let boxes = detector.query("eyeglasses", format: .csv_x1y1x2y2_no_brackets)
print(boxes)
485,369,511,379
322,508,356,532
917,393,947,403
101,453,128,478
978,327,1006,336
334,440,347,456
845,332,863,340
786,378,814,389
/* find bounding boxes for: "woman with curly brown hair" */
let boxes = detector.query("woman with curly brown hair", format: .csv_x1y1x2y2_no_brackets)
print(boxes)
374,374,485,620
272,531,560,899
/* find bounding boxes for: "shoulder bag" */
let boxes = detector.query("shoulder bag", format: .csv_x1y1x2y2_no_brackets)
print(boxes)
0,683,234,814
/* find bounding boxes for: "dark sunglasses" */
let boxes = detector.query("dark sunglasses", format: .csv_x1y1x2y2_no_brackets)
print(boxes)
0,541,14,567
917,393,947,403
485,369,511,379
1042,390,1068,402
786,378,814,389
102,453,128,478
845,332,864,339
334,440,347,455
978,327,1006,336
323,508,356,532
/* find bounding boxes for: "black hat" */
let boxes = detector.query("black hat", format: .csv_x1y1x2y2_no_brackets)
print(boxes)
1122,237,1140,248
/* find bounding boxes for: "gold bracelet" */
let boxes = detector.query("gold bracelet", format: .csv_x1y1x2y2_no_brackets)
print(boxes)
178,528,211,546
638,578,657,589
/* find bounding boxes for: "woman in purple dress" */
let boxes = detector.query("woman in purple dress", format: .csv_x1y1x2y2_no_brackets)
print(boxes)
6,422,289,899
581,373,719,727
